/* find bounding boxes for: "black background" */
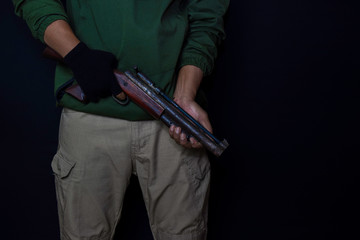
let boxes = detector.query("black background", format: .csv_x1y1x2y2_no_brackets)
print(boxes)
1,0,359,239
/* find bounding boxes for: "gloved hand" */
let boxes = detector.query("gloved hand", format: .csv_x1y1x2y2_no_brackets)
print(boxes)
64,42,122,102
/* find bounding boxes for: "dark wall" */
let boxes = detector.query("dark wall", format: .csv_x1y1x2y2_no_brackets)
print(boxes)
2,0,359,239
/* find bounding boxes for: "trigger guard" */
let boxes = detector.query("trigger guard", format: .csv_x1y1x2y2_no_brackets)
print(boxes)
112,95,130,106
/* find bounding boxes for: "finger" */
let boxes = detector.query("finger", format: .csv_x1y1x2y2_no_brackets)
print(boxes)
172,126,182,143
180,132,192,148
189,137,202,149
114,91,127,101
173,127,192,148
169,125,175,138
169,125,199,148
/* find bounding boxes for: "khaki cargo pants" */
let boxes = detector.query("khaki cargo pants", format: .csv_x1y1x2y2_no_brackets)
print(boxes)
51,108,210,240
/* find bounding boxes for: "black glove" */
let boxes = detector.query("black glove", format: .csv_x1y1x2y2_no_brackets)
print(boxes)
64,42,122,102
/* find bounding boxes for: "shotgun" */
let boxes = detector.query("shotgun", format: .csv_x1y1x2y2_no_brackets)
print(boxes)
43,47,229,157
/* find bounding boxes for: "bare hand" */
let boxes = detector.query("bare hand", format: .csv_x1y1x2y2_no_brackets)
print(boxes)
169,97,213,149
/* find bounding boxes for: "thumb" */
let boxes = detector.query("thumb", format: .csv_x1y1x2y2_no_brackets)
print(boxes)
198,112,213,134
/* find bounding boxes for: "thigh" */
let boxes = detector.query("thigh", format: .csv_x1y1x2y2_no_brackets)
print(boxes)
134,121,210,240
52,108,133,240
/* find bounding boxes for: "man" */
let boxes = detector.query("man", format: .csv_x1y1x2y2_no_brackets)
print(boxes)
13,0,229,239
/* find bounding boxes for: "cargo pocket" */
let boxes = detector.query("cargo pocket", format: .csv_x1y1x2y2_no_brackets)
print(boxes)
180,149,210,228
51,153,76,179
182,149,210,184
51,153,80,234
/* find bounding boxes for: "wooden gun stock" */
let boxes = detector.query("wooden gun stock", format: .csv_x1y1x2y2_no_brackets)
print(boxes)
43,47,229,156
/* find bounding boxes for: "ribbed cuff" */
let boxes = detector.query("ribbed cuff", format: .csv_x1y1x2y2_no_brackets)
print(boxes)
178,56,213,77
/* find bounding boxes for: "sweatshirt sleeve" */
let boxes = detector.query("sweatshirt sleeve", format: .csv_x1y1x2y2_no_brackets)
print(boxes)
179,0,229,76
13,0,69,42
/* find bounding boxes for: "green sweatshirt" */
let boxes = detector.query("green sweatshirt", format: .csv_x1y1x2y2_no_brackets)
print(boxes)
13,0,229,120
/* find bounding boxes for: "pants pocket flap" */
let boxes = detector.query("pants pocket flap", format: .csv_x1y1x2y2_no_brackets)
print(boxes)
51,154,76,179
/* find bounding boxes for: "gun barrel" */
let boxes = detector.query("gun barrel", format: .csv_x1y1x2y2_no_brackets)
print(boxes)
125,70,229,157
